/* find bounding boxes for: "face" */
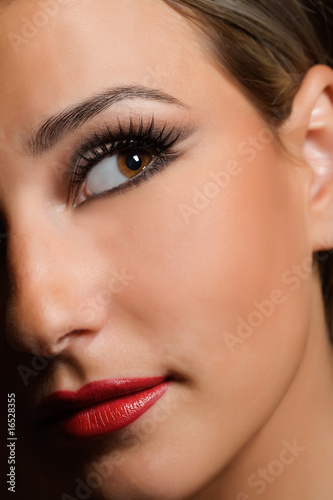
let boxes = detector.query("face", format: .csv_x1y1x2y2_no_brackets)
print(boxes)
0,0,315,498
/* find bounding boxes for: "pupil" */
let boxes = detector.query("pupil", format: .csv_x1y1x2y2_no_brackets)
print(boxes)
126,153,142,171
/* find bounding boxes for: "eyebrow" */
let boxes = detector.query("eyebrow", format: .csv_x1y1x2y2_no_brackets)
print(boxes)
27,86,187,158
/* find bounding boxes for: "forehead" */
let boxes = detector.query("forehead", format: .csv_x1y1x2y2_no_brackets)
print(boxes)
0,0,207,118
0,0,262,171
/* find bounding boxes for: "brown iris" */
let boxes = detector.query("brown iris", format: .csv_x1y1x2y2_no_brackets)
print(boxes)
118,151,153,178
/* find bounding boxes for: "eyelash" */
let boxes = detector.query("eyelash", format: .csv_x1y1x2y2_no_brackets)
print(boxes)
69,116,183,205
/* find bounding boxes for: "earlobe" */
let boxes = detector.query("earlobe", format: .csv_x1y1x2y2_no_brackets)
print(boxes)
281,65,333,252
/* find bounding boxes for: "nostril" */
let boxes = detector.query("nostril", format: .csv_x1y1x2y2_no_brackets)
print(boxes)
55,329,95,351
57,329,84,342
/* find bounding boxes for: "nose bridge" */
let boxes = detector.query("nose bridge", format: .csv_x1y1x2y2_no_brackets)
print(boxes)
5,201,94,356
9,195,59,289
7,204,65,346
10,212,59,307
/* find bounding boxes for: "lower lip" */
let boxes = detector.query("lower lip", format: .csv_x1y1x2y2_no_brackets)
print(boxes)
54,380,171,440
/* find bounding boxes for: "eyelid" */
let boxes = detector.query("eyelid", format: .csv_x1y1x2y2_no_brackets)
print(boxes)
68,116,194,206
70,115,194,165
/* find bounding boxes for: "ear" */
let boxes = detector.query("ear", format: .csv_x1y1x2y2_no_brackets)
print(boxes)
281,65,333,253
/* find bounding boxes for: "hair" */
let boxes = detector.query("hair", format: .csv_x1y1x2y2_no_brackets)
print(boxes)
163,0,333,339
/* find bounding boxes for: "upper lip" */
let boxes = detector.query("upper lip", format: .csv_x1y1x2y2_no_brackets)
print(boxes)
35,376,168,422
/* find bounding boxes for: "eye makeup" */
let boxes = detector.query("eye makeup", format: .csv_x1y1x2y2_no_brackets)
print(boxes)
68,115,192,206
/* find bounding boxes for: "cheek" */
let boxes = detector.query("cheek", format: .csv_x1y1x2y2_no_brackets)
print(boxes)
86,137,311,381
118,146,311,488
121,144,307,318
68,135,312,494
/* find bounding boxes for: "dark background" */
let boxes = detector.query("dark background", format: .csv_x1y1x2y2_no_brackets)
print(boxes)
0,1,333,500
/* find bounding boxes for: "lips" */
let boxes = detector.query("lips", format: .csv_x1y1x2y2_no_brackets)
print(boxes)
36,377,171,439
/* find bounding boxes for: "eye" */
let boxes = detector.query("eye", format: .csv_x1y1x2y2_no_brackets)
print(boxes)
69,117,191,206
84,150,153,196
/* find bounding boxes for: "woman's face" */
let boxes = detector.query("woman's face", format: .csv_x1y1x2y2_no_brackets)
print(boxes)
0,0,316,498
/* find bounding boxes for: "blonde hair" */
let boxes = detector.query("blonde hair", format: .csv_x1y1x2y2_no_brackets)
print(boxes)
164,0,333,337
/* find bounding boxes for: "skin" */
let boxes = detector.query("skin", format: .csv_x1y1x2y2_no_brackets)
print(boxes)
0,0,333,499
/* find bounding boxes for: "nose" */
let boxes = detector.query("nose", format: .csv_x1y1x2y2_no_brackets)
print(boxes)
5,203,105,357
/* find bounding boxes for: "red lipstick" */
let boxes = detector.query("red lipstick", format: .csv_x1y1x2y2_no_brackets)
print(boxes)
37,377,171,440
